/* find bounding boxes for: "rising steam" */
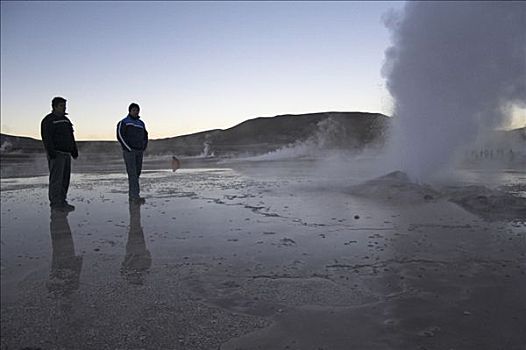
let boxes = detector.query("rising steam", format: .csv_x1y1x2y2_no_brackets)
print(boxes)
383,2,526,180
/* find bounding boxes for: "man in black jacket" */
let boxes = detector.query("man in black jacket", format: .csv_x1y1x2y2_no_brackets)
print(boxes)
116,103,148,204
41,97,78,211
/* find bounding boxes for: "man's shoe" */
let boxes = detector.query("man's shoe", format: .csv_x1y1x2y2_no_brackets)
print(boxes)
129,197,146,205
51,204,74,213
63,202,75,211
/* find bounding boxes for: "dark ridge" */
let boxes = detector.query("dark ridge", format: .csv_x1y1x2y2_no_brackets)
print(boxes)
1,112,390,157
148,111,390,156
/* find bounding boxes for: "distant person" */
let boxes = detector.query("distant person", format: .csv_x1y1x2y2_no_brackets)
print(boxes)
41,97,78,211
117,103,148,204
171,156,180,172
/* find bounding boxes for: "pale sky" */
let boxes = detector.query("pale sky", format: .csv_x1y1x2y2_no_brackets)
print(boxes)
1,1,523,140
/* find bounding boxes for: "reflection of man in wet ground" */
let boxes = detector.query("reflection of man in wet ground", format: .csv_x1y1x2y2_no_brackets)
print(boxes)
47,209,83,296
121,202,151,285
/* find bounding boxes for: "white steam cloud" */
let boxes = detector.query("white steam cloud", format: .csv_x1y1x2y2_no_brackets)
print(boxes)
383,2,526,180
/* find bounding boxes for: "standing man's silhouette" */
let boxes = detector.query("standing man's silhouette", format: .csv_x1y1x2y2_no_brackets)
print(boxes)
117,103,148,204
41,97,78,211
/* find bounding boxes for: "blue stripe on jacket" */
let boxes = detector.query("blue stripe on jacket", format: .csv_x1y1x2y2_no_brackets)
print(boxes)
116,115,148,151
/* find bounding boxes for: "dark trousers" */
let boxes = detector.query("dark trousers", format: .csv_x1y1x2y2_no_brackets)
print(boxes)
48,152,71,207
123,150,143,199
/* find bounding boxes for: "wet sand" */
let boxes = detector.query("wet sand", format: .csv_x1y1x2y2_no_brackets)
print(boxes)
1,164,525,349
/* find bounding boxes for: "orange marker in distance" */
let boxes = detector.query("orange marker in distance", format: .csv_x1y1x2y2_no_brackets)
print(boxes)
171,156,180,172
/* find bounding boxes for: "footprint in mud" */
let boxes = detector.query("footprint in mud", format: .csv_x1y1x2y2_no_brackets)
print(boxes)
222,280,241,288
417,325,441,337
280,238,296,246
383,318,401,326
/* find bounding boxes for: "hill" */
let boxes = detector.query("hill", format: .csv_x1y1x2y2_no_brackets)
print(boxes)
0,112,389,157
148,112,389,156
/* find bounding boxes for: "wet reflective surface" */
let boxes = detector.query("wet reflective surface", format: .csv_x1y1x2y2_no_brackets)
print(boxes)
48,210,83,296
1,166,525,349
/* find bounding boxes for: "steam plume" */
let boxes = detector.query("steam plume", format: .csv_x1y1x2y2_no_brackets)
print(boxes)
383,2,526,179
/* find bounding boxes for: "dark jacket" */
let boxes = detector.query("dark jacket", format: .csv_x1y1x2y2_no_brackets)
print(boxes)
117,115,148,151
41,113,79,159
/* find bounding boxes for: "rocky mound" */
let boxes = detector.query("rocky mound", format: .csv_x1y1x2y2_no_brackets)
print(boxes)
350,171,526,221
349,171,439,202
444,185,526,221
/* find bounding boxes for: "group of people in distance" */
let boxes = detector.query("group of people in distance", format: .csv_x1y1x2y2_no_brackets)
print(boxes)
41,97,162,211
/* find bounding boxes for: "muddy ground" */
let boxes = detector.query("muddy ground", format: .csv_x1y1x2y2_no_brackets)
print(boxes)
1,161,525,350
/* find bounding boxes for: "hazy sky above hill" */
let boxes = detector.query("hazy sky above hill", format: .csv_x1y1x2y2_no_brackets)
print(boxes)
1,1,524,140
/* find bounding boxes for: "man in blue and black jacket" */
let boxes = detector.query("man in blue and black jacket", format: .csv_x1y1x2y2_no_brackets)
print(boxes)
117,103,148,204
41,97,78,211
